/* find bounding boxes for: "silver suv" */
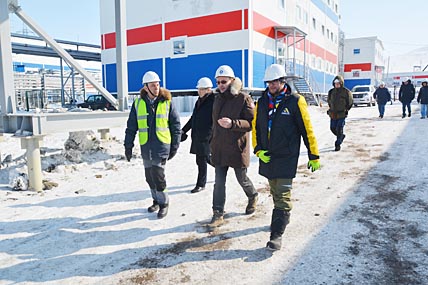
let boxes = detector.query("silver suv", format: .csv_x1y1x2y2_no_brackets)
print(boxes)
351,85,376,107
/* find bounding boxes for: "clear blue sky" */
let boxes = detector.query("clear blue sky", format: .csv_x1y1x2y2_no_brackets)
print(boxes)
10,0,100,45
9,0,428,56
340,0,428,56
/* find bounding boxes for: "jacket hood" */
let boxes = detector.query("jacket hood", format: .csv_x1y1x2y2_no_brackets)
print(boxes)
215,77,243,95
332,75,344,87
139,87,172,100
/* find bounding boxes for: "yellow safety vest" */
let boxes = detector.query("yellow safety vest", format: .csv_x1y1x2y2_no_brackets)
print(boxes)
135,98,171,145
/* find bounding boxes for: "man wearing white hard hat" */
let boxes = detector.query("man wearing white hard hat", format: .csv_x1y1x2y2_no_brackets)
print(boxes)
252,63,320,250
124,71,181,219
208,65,258,228
373,82,391,118
398,77,415,118
327,75,353,151
181,77,215,193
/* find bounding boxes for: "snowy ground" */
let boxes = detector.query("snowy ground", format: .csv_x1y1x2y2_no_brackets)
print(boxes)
1,101,427,284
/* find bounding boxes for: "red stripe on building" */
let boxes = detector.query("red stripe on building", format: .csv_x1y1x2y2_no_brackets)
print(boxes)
344,63,372,72
102,24,163,49
103,32,116,49
128,25,163,46
253,11,282,38
413,75,428,79
309,41,337,63
165,10,246,40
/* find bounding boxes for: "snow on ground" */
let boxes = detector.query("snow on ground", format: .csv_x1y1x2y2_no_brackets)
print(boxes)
0,101,427,284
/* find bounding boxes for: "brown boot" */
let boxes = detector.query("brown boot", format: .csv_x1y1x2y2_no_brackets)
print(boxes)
208,210,224,227
245,193,258,215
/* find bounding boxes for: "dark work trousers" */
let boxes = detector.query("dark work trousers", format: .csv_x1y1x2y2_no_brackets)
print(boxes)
330,117,346,147
402,102,412,116
212,165,257,213
195,154,209,187
143,159,169,205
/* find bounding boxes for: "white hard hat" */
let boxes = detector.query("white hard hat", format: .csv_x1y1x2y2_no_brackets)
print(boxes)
196,77,213,88
215,65,235,78
142,71,160,84
263,64,287,82
403,77,410,82
379,81,385,86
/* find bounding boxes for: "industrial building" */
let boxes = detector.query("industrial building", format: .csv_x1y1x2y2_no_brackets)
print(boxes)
100,0,341,95
342,36,386,89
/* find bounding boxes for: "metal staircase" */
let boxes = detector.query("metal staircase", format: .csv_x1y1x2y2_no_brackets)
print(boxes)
286,76,319,106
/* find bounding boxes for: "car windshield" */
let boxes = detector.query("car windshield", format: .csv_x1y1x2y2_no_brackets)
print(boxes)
352,87,370,92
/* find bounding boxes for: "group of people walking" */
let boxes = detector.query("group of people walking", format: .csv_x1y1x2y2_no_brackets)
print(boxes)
123,63,325,251
372,77,428,119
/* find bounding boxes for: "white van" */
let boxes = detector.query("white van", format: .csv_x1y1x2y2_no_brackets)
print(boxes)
351,85,376,107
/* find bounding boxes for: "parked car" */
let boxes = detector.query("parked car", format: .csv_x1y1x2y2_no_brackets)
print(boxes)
351,85,376,107
77,94,117,110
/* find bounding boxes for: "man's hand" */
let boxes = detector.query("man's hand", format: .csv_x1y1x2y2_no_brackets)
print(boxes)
125,148,132,162
256,150,271,163
168,149,177,160
218,117,233,129
307,160,320,172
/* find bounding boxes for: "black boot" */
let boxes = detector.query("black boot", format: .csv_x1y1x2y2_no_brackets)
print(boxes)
245,193,258,215
157,204,168,219
148,200,159,213
266,209,290,251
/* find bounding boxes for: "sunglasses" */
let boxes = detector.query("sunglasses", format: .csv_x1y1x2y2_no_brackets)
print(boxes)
216,80,229,85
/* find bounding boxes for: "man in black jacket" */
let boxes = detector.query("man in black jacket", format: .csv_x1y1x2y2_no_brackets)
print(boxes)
124,71,181,219
181,77,215,193
399,78,415,118
252,64,320,250
417,80,428,119
373,82,391,118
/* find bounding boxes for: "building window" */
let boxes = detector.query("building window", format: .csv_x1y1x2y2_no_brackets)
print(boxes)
327,28,330,39
331,32,334,41
312,18,316,30
353,48,360,54
296,5,302,21
322,25,325,36
279,0,285,9
303,11,308,24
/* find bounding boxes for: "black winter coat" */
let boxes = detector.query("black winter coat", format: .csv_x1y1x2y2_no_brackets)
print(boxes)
124,88,181,161
252,87,319,179
373,87,391,105
182,92,214,156
399,81,415,103
417,86,428,104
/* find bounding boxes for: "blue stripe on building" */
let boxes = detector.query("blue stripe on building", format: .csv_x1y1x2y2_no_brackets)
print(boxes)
253,51,275,88
166,50,243,90
104,50,245,92
104,58,163,93
311,0,339,23
344,78,371,90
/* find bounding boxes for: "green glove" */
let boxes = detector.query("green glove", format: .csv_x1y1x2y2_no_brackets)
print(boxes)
307,160,320,172
257,150,271,163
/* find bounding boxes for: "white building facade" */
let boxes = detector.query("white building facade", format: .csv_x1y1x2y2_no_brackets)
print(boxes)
343,36,385,89
100,0,340,94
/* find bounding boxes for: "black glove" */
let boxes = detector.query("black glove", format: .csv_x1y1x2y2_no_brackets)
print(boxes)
125,148,132,162
168,149,177,160
181,131,188,142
